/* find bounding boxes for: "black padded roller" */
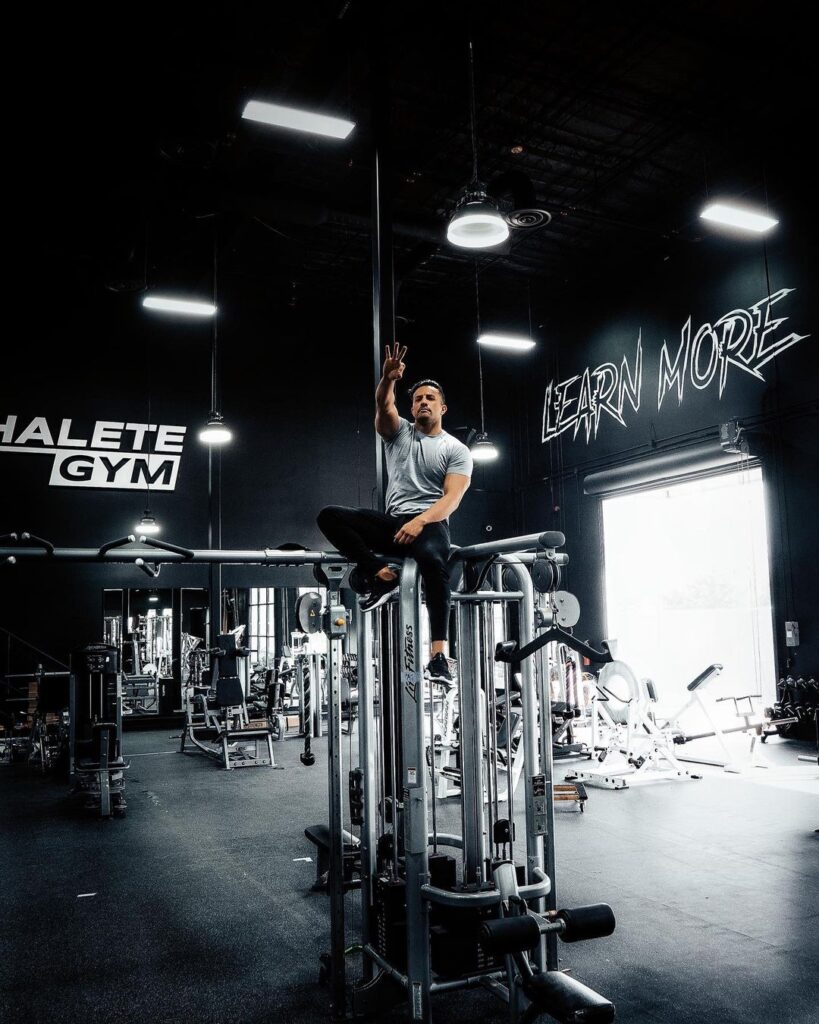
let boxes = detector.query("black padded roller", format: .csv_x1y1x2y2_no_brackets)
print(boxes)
557,903,616,943
538,531,566,549
480,915,541,953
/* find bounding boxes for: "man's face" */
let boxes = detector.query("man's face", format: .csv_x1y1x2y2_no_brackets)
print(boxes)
411,386,446,427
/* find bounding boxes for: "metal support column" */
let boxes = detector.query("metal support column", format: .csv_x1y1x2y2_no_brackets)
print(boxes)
369,5,394,511
398,562,431,1022
456,600,485,884
499,557,550,970
356,608,377,968
326,594,348,1016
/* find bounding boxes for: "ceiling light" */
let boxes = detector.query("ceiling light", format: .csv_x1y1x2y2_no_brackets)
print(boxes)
142,296,217,317
447,186,510,249
242,100,355,140
135,510,160,535
478,332,536,351
699,202,778,234
198,413,232,445
148,592,159,603
470,432,499,462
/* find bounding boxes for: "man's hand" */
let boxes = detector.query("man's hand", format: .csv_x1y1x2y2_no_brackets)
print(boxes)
394,516,426,545
383,342,407,382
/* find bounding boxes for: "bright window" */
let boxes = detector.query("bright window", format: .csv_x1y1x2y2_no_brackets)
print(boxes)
602,467,776,711
249,587,276,668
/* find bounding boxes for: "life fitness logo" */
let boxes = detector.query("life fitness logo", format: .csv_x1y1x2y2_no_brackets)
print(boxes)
0,415,186,491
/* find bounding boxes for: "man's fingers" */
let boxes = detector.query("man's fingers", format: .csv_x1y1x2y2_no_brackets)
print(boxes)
398,345,408,361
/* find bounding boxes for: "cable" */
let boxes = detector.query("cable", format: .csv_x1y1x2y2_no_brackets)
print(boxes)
474,260,486,433
468,38,479,183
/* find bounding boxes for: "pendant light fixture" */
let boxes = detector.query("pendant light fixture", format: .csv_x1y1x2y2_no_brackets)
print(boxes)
135,509,160,535
470,260,499,463
199,223,233,446
447,39,509,250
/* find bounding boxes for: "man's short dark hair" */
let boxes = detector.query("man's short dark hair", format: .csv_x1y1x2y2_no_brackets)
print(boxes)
407,379,446,404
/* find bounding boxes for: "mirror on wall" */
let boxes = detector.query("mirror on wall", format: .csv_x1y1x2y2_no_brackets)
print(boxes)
103,588,208,717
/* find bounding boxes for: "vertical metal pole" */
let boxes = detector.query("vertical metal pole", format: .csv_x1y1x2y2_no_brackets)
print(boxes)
369,9,394,512
456,600,485,884
499,558,547,970
386,606,400,874
398,562,431,1022
327,593,347,1016
356,608,377,967
313,653,323,738
208,448,222,644
539,638,559,971
68,669,77,778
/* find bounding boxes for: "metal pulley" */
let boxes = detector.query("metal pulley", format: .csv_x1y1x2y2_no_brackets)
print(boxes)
296,591,323,634
535,591,581,629
532,557,561,593
552,591,580,627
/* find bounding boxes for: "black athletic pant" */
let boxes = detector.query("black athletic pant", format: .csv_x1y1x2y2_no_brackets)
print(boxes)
316,505,452,641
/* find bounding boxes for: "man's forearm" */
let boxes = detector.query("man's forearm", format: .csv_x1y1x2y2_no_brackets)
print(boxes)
416,493,463,524
375,375,397,411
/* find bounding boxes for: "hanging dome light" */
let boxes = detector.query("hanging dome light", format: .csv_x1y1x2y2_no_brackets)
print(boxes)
198,412,233,445
447,184,510,249
135,509,160,535
470,432,499,462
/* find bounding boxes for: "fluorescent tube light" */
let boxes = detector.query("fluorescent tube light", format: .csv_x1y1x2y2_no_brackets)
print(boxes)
699,202,778,234
242,100,355,140
142,296,217,317
477,333,536,351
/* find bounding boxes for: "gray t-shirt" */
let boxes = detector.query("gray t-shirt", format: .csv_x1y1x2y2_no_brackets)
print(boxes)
383,418,473,517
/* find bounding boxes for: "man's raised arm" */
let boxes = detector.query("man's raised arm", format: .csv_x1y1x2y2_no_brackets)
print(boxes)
375,343,407,439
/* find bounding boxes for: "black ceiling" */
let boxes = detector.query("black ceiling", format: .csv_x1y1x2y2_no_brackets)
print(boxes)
27,1,811,322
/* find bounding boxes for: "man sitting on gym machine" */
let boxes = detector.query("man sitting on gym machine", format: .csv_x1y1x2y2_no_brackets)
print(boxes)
317,344,472,684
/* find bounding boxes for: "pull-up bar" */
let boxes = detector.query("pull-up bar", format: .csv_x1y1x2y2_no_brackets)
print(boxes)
1,530,564,568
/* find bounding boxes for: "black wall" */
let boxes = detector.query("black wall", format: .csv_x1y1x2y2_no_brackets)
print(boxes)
1,272,519,671
3,173,816,683
520,209,818,677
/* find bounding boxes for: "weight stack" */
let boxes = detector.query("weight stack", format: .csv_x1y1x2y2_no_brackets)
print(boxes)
373,875,407,971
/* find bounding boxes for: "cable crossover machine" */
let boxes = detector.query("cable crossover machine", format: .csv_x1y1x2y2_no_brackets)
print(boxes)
2,528,618,1023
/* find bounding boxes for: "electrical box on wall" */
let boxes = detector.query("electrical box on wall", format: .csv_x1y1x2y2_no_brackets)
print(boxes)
785,621,800,647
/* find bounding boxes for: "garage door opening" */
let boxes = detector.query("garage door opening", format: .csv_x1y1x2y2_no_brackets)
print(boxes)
602,467,776,716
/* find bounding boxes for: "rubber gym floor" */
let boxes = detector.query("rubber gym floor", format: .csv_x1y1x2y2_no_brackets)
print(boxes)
1,726,817,1024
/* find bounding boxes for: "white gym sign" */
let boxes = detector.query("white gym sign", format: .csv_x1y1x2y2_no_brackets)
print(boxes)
0,417,186,490
542,288,810,445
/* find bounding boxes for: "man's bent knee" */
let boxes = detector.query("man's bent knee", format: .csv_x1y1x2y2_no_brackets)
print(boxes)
317,505,344,530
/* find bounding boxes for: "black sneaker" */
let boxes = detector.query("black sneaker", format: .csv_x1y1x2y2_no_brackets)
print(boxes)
348,566,370,596
358,574,399,612
426,652,454,684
